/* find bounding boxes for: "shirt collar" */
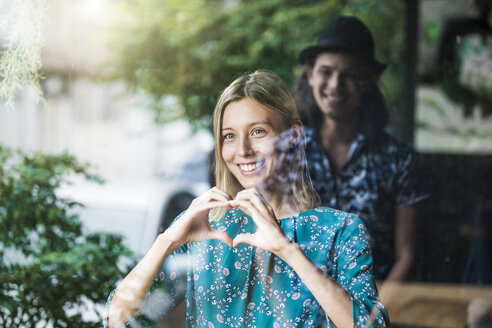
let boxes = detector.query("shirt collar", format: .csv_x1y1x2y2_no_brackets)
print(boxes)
305,126,366,159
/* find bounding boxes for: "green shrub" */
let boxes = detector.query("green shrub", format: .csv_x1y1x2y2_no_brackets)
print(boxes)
0,144,132,328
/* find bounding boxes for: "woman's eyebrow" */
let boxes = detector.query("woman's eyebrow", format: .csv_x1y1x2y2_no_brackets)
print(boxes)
222,121,273,132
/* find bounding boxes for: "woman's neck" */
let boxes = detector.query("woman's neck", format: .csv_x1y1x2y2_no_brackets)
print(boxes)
269,195,300,220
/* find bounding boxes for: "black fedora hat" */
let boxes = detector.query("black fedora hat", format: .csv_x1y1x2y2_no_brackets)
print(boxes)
299,16,387,73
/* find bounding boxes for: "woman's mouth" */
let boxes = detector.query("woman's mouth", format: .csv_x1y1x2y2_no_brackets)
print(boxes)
238,160,265,174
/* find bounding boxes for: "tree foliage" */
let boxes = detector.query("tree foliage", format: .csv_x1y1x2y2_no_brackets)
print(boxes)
0,0,47,107
109,0,405,124
0,145,132,328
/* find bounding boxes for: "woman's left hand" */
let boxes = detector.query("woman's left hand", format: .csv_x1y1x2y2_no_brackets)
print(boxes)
229,188,291,256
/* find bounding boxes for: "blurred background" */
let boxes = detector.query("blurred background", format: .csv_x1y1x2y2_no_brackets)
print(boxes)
0,0,491,327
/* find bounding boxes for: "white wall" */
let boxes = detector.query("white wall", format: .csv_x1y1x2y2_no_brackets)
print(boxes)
0,0,213,182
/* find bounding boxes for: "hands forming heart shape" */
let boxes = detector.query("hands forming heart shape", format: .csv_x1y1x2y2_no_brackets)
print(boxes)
165,187,292,257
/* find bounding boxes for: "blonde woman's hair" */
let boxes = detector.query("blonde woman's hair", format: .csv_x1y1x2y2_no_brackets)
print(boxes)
211,69,320,220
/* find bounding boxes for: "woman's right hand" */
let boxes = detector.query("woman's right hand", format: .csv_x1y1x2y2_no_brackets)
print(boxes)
163,187,234,248
109,188,232,328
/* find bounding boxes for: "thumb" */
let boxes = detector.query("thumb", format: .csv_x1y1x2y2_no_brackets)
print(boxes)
208,230,233,248
233,233,256,248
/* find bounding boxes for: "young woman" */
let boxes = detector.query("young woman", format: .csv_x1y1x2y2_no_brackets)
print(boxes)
107,70,389,328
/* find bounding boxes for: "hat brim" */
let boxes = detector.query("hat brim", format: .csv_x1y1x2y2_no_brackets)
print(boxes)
299,45,387,74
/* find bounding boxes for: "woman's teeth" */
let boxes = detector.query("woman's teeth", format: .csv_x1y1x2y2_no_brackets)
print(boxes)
239,161,263,172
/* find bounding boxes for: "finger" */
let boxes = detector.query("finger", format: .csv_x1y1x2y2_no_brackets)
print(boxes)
208,230,234,248
231,200,279,230
227,199,251,215
205,191,232,203
233,191,273,219
228,198,256,214
187,200,229,217
250,193,276,218
251,189,271,208
210,187,233,200
194,188,231,205
233,198,284,244
234,189,266,208
233,233,257,248
234,188,256,201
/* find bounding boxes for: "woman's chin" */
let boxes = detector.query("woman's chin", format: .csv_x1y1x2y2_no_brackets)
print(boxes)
238,176,263,190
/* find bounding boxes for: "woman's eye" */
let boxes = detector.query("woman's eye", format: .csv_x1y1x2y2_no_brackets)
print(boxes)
223,133,235,140
252,128,266,136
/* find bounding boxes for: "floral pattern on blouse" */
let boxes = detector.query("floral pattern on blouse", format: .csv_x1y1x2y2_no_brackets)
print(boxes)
107,207,389,327
304,127,429,279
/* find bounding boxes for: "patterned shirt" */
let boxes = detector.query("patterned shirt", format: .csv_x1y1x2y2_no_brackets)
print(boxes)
106,207,389,327
304,127,429,279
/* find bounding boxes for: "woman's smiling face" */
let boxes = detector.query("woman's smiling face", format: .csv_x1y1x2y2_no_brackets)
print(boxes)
221,97,286,190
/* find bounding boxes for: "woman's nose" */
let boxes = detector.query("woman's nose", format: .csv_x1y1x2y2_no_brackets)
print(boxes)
238,137,254,157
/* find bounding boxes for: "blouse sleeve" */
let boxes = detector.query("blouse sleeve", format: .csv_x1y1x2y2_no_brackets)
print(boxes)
336,214,390,327
104,245,188,328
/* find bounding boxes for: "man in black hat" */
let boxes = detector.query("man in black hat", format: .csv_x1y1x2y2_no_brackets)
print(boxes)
293,16,428,282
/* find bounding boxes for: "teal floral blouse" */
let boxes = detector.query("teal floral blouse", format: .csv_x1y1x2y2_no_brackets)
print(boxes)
106,207,389,327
